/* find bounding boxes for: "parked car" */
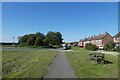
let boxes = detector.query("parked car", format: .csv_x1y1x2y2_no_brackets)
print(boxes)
67,44,71,49
67,46,71,49
62,44,71,50
99,46,104,50
63,46,68,50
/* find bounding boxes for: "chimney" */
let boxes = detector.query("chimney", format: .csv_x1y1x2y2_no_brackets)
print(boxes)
105,32,107,34
94,35,95,37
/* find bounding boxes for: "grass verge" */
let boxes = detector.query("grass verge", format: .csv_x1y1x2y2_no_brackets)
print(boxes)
2,50,57,78
67,47,118,78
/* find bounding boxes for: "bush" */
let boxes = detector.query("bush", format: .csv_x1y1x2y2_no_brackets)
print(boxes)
104,42,116,51
85,43,98,51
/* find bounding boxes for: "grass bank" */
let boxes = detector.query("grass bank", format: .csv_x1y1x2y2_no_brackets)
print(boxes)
67,47,118,78
2,50,58,78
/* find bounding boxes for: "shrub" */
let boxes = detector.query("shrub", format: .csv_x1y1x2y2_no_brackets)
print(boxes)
85,43,98,51
104,42,116,51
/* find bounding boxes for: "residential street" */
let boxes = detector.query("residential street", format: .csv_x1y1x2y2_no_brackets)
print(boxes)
45,51,77,78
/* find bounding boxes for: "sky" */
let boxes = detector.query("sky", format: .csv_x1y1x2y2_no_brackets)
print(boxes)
2,2,118,42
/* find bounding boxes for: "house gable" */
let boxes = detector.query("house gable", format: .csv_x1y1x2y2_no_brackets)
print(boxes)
113,32,120,43
102,33,113,46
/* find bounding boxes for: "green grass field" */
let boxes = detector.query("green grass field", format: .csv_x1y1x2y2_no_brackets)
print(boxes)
67,47,118,78
2,50,58,78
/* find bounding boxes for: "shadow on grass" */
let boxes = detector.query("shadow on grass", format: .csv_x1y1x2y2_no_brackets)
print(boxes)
90,59,113,64
104,60,113,64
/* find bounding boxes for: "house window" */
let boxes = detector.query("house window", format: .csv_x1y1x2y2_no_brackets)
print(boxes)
118,37,120,41
115,37,117,40
96,40,99,42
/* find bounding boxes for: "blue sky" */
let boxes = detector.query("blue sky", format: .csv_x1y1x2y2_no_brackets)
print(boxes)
2,2,118,42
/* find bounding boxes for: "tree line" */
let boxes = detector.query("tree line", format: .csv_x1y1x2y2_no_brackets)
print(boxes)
18,31,63,47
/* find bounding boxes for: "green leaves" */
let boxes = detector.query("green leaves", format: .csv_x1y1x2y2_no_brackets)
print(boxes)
45,31,63,46
18,32,45,46
18,31,63,47
104,42,116,51
85,43,98,51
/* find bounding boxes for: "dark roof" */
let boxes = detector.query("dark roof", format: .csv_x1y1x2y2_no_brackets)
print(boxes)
92,33,107,40
113,32,120,38
87,37,93,41
79,39,83,42
83,38,88,41
83,32,109,41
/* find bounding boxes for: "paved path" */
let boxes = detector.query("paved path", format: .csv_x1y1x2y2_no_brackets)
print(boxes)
45,51,77,78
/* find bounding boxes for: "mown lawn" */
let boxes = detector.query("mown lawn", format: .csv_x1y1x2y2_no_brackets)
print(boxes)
67,47,118,78
2,50,58,78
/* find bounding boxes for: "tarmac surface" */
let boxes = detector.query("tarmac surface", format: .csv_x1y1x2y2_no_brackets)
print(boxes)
45,51,77,78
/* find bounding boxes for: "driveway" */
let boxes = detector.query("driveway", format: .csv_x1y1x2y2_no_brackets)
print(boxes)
45,50,77,78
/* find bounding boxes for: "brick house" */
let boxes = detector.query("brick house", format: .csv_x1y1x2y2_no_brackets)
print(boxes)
78,40,84,47
83,37,93,47
78,37,93,47
91,32,113,47
113,32,120,48
78,32,113,48
113,32,120,43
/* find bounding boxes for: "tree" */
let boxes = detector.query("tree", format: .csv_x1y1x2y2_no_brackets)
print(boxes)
44,31,53,45
54,32,63,45
36,32,45,39
35,32,45,46
18,31,63,47
18,34,29,46
45,31,63,46
26,34,36,46
35,37,41,46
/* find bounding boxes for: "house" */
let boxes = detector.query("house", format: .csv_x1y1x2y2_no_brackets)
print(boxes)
78,36,93,47
83,37,93,47
113,32,120,43
90,32,113,48
113,32,120,48
78,38,88,47
78,40,84,47
79,32,113,48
